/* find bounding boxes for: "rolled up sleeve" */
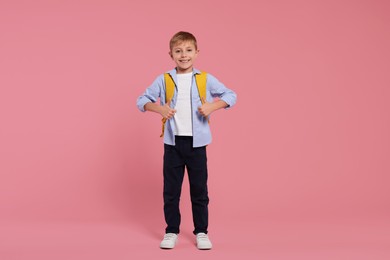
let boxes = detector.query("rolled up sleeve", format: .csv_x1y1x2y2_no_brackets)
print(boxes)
136,76,163,112
208,74,237,109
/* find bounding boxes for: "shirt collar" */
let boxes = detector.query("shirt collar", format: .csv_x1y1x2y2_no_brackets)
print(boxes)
167,68,201,76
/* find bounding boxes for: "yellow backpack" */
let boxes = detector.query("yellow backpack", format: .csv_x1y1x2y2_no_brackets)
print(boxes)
160,72,208,137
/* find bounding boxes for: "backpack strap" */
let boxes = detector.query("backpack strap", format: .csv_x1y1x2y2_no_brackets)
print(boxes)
195,72,207,104
160,71,208,137
195,72,210,123
164,73,176,104
160,73,176,137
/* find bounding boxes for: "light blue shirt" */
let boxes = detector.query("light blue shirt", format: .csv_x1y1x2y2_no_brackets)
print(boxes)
137,68,237,147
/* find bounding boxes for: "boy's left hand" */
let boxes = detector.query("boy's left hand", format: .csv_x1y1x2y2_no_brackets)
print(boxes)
198,97,214,118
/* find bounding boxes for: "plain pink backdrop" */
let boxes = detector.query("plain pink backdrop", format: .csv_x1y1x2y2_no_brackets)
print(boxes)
1,0,389,259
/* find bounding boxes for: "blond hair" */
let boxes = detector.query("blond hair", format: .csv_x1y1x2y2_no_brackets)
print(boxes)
169,31,198,51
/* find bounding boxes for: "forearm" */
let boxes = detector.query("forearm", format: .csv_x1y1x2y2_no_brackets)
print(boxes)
144,102,163,114
144,102,176,119
198,99,228,118
211,100,228,112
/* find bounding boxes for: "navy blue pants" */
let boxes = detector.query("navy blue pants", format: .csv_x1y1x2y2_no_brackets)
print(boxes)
163,136,209,235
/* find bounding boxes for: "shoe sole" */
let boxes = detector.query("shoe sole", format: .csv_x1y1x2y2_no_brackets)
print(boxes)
160,242,176,249
160,246,175,249
160,242,177,249
197,245,212,250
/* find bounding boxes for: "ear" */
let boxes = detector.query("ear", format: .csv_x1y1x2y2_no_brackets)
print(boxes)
168,51,173,59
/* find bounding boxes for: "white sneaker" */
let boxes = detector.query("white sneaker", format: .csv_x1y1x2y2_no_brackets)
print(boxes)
196,233,212,250
160,233,178,249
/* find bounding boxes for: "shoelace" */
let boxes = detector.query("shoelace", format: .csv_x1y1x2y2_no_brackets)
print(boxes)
163,234,177,240
197,233,209,241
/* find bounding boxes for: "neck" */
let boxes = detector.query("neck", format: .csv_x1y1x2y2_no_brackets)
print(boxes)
176,67,193,74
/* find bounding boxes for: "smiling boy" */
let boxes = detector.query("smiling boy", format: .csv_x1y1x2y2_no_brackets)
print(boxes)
136,31,237,250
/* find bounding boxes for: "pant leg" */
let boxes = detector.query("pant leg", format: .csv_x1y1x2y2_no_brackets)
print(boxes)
185,143,209,235
163,143,185,234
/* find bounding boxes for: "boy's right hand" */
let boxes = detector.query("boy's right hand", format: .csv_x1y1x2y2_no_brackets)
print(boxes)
160,100,176,120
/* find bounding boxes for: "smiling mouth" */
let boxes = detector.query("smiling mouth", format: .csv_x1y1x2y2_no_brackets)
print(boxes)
179,60,190,63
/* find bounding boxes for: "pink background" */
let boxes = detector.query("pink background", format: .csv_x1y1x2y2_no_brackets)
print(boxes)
1,0,389,259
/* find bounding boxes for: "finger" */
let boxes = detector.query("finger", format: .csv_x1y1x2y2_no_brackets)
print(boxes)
168,110,176,118
200,97,206,104
166,99,171,106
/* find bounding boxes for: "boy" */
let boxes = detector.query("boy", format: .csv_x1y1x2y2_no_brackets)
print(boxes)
136,31,236,250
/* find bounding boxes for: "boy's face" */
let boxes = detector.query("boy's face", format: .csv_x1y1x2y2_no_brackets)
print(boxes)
169,41,199,74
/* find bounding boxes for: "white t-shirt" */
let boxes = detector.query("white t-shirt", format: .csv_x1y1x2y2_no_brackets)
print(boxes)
174,72,193,136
